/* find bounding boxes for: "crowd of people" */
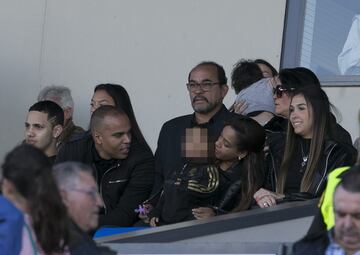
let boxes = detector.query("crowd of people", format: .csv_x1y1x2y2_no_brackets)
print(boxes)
1,59,359,254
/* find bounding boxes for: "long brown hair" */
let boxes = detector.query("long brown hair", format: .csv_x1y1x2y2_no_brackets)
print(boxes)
225,117,266,211
2,144,69,253
277,86,333,193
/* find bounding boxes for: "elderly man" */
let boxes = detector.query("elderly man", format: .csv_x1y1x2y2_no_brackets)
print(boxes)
53,162,115,254
56,106,154,227
293,166,360,255
38,85,84,148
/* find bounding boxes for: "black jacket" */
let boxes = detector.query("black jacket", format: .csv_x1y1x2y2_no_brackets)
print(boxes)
292,230,329,255
264,139,357,197
151,105,238,201
68,221,116,255
56,133,155,227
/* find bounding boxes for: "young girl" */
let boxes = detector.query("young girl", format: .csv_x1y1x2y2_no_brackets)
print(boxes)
255,86,357,208
192,117,266,219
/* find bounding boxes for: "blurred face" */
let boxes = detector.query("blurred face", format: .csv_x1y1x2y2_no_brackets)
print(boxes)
215,125,242,161
257,63,273,78
271,77,292,118
333,186,360,253
182,128,209,159
93,114,132,160
63,172,103,232
90,90,116,114
188,65,228,115
25,111,58,156
289,94,313,139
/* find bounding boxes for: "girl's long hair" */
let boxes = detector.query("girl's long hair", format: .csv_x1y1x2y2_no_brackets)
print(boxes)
226,117,266,211
277,86,334,193
2,144,69,254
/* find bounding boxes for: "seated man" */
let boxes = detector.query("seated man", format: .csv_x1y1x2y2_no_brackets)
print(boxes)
25,100,64,163
53,162,115,254
38,85,84,148
56,105,154,227
293,165,360,255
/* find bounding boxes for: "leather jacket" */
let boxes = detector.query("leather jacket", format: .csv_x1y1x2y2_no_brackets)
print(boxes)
56,132,154,227
264,139,356,197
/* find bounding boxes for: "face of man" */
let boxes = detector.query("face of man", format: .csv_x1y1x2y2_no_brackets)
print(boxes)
62,172,103,232
333,185,360,253
188,65,228,115
25,111,60,156
93,113,132,160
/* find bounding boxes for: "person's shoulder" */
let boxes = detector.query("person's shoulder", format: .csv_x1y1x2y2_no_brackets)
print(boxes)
163,114,193,126
66,130,92,145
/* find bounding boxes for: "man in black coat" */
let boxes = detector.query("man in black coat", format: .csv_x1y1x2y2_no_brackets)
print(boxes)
150,61,238,205
56,106,154,227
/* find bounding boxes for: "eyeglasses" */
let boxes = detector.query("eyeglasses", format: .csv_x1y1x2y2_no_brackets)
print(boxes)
67,188,100,200
273,85,295,98
186,81,220,92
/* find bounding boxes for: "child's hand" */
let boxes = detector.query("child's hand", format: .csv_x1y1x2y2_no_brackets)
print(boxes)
135,204,153,223
149,217,159,227
192,207,216,219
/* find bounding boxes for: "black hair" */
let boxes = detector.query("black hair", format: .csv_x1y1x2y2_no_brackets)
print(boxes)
90,105,127,132
254,59,278,76
28,100,64,127
231,59,263,94
225,116,266,211
278,67,320,91
2,144,69,253
188,61,228,85
338,165,360,193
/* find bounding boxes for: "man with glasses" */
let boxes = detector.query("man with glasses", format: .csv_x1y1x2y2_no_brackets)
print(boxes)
149,61,237,208
53,161,115,254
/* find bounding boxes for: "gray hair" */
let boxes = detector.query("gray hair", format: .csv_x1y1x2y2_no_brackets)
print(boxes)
52,161,93,189
38,85,74,109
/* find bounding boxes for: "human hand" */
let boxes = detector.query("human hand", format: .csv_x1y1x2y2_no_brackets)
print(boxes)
149,217,159,227
254,188,284,208
192,207,216,219
233,100,248,115
136,203,153,223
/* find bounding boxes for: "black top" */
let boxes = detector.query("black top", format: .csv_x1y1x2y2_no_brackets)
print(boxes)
56,133,155,227
285,138,311,193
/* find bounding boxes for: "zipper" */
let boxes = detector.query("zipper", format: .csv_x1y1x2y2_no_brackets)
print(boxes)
314,143,336,195
99,162,121,213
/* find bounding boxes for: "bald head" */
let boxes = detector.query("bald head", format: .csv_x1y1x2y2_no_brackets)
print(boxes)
90,105,127,133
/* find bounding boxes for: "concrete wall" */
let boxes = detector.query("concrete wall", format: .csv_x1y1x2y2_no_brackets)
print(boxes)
0,0,286,161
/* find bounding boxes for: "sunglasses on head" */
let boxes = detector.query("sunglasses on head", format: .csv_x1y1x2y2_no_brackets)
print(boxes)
273,85,295,98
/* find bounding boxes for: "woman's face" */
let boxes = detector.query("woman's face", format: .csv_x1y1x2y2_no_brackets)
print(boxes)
215,125,243,161
289,94,313,139
90,90,116,114
271,76,292,118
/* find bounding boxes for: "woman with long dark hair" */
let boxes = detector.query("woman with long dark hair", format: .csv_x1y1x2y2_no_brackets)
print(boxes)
90,83,150,148
255,86,357,208
1,144,69,254
191,117,266,219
